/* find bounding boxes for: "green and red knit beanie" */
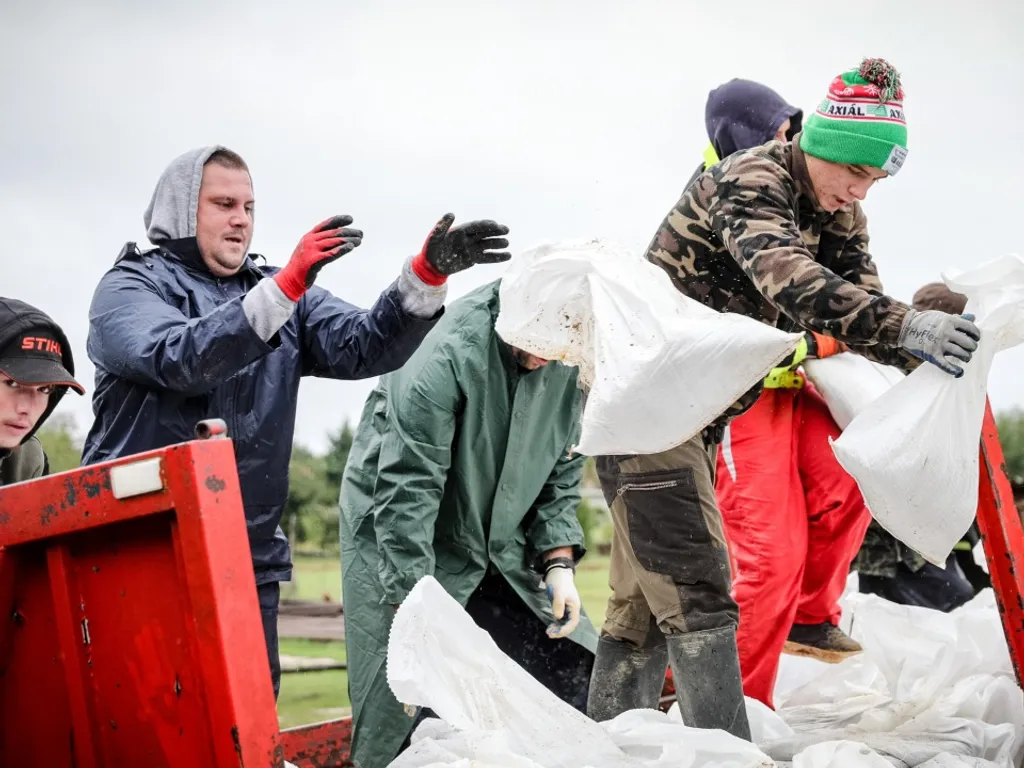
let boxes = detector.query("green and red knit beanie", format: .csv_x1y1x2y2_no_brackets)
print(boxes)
800,58,908,176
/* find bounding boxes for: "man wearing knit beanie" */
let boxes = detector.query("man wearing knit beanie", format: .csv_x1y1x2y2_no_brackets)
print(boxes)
589,58,981,733
800,58,910,184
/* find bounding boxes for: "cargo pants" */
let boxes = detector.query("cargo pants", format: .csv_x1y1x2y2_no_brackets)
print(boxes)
596,431,738,645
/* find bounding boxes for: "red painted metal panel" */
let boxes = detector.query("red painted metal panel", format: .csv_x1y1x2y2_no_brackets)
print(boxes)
0,448,173,545
977,401,1024,685
280,718,353,768
0,437,283,767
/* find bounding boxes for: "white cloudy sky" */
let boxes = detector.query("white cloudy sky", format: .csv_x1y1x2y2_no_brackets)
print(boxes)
2,1,1022,453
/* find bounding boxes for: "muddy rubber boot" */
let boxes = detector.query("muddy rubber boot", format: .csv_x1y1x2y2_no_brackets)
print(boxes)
665,626,751,741
587,634,668,721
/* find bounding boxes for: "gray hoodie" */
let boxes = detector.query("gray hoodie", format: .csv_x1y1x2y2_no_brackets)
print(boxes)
144,145,231,243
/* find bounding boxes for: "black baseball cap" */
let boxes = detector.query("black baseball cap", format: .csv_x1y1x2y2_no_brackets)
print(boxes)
0,330,85,394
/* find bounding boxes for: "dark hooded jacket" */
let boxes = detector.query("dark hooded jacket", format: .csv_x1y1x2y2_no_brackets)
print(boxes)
684,79,803,190
82,147,440,584
0,299,79,485
705,78,802,160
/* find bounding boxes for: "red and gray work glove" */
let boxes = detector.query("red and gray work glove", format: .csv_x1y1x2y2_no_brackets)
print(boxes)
410,213,511,286
274,215,363,301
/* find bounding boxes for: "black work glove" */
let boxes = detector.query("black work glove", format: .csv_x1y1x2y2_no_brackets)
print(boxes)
411,213,510,284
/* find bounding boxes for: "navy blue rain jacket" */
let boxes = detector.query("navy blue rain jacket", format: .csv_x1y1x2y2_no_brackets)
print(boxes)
83,240,439,583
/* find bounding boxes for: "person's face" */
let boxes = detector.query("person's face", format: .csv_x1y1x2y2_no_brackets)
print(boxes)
511,347,549,371
195,163,255,277
805,154,887,213
0,373,51,448
773,118,792,143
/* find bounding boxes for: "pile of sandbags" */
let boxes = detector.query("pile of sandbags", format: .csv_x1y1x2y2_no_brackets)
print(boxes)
386,577,1023,768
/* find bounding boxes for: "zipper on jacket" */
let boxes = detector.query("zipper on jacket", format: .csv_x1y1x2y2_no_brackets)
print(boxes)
617,480,678,496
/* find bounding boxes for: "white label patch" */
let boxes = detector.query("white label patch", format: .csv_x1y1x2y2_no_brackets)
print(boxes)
882,145,908,176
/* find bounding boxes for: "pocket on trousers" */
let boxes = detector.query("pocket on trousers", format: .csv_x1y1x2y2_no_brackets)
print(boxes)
619,467,713,585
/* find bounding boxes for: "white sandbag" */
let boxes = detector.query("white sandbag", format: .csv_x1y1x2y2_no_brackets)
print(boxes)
392,720,545,768
763,591,1024,767
387,576,773,768
792,740,894,768
494,239,801,455
802,353,904,430
387,580,1022,767
831,254,1024,564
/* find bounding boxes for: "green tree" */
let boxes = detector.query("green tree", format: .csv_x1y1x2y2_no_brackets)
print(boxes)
325,422,354,489
284,444,337,551
35,413,82,473
996,408,1024,483
283,422,356,555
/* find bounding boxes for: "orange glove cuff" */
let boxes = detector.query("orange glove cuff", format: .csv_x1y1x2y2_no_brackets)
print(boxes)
812,333,847,359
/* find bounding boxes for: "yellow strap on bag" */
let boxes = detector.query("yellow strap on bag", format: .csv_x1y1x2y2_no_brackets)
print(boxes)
763,335,809,389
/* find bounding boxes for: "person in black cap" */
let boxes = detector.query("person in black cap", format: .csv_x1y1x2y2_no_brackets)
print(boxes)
0,297,85,486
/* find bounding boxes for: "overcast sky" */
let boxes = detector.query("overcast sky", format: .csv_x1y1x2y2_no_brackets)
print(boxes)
2,1,1022,453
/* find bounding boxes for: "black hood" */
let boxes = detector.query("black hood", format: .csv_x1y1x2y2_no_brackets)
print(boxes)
705,79,803,159
0,298,79,446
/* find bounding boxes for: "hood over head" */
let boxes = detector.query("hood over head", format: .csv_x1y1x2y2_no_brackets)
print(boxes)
705,79,803,159
143,145,228,243
0,297,84,447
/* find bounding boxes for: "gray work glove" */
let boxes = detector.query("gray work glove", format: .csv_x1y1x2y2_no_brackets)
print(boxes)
898,309,981,377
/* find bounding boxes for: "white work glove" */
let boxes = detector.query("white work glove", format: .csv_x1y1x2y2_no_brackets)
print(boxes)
543,564,581,639
898,309,981,378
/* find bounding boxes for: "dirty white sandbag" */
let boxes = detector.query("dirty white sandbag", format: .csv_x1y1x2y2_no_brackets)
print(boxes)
603,709,772,767
832,254,1024,564
494,239,802,455
802,353,904,430
390,719,545,768
745,698,796,743
764,592,1024,766
773,655,833,705
669,696,794,745
917,757,1003,768
915,757,1005,768
387,576,773,768
846,591,1014,719
792,740,894,768
388,577,621,768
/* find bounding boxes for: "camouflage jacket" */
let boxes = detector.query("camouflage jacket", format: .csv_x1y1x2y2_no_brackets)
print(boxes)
646,136,919,418
852,519,927,577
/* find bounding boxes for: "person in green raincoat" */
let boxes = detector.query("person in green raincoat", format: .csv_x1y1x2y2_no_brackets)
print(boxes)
339,280,599,768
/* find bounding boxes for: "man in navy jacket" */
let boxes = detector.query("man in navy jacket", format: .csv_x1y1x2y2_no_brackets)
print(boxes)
83,145,510,696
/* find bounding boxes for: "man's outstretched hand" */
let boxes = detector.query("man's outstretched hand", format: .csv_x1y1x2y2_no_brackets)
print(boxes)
411,213,510,286
274,215,363,301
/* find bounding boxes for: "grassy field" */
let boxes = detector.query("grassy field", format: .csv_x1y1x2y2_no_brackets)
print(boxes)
277,637,350,729
282,553,345,602
276,552,612,729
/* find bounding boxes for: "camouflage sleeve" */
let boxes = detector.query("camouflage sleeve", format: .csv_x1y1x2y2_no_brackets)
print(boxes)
845,340,921,372
708,154,911,347
827,204,883,291
828,205,921,372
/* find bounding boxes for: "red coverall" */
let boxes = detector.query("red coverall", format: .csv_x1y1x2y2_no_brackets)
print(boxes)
714,343,872,708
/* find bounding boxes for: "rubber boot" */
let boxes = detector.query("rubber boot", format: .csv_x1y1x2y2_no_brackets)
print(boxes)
665,626,751,741
587,633,668,722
